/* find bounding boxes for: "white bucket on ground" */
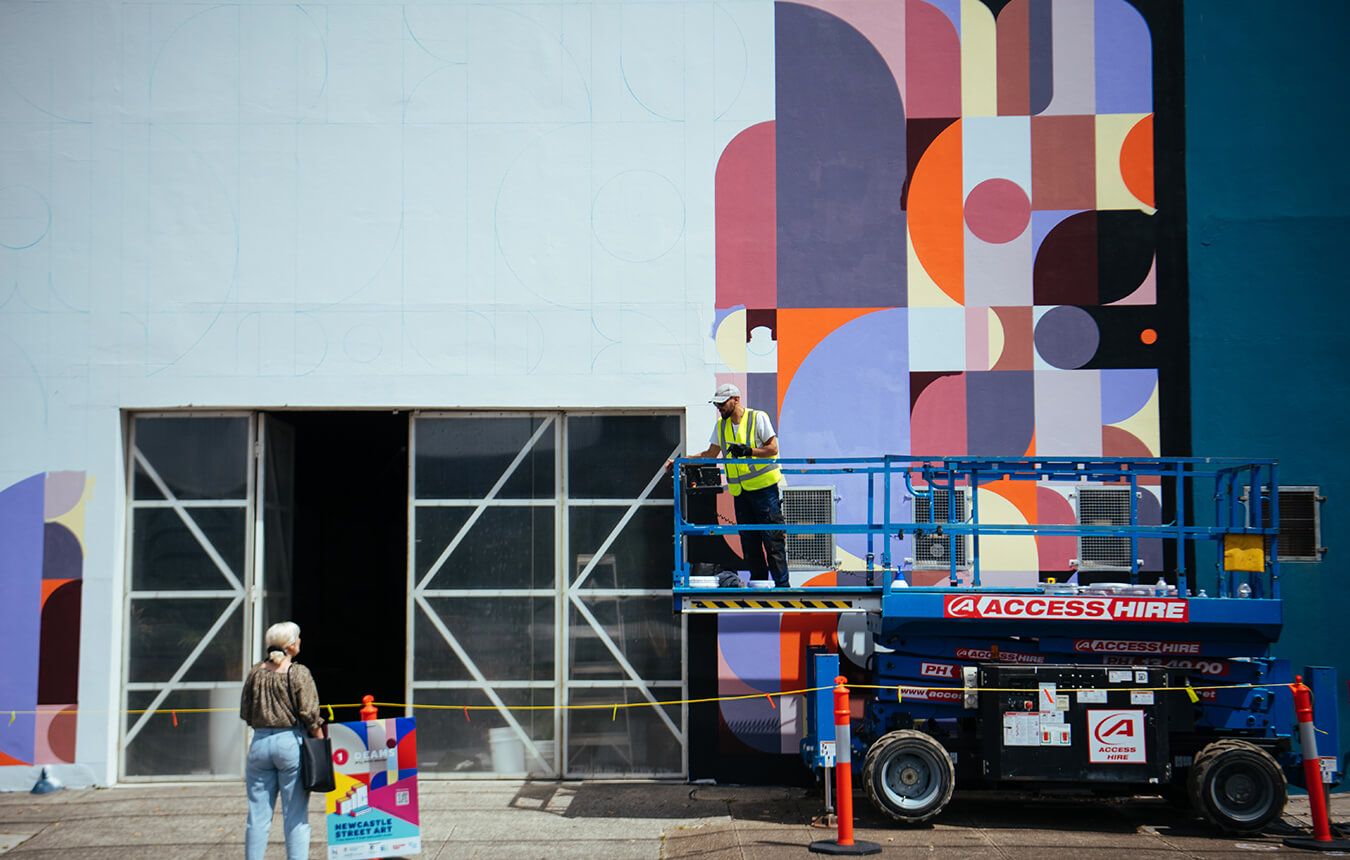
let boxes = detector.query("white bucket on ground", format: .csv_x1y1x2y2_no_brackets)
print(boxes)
489,727,525,773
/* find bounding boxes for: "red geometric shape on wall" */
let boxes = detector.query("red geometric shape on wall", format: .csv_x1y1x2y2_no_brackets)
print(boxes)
903,117,958,209
715,492,742,558
1102,425,1160,485
1031,115,1096,210
1120,114,1154,208
980,476,1037,523
964,179,1031,244
716,121,777,309
990,306,1034,371
905,0,961,118
910,371,966,455
780,613,839,691
996,0,1030,116
1102,423,1151,457
41,578,72,608
1035,486,1077,571
38,706,78,764
802,570,836,587
907,120,964,303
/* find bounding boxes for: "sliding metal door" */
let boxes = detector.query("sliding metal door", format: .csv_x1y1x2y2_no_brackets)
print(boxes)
121,413,255,779
120,411,296,779
409,411,685,777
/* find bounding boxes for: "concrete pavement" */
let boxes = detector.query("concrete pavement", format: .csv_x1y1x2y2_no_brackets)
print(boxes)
0,779,1346,859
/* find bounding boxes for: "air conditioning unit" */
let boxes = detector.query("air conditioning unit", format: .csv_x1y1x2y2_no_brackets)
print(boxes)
914,488,969,570
1076,487,1133,571
1241,485,1324,562
781,486,835,570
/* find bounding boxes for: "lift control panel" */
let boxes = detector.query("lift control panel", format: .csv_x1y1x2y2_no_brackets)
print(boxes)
979,664,1185,784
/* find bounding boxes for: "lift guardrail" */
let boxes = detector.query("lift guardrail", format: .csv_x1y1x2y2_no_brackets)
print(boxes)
672,455,1281,601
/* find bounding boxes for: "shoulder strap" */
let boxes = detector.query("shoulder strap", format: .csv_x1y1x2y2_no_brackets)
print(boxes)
285,664,302,728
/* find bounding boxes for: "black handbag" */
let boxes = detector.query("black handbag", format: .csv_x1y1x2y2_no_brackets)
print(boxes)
299,733,336,793
287,666,336,793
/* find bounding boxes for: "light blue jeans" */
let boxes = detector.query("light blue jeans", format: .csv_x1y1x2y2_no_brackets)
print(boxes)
245,727,310,860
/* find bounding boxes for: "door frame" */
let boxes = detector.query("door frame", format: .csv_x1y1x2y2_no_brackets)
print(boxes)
119,410,257,781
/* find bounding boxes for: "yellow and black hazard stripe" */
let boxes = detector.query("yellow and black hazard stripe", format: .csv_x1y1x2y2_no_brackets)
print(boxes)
685,597,860,611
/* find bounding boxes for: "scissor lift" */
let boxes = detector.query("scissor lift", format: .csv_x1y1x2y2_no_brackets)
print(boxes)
671,456,1340,833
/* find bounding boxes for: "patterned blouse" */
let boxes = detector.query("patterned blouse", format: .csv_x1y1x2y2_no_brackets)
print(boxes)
239,662,323,733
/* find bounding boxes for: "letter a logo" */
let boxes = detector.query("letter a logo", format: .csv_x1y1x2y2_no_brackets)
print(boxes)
1095,716,1136,744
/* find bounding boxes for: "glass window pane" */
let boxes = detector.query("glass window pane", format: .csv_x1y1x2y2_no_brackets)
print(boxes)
569,595,682,682
411,688,555,776
569,506,674,590
130,507,247,591
566,689,681,775
418,597,554,681
415,416,555,499
568,415,680,499
124,688,244,777
127,599,243,683
416,507,555,589
132,416,250,500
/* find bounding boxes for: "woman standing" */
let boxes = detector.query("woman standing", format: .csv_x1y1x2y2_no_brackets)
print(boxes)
239,621,323,860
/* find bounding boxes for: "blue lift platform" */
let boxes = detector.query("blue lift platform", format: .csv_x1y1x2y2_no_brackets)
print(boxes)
671,456,1340,834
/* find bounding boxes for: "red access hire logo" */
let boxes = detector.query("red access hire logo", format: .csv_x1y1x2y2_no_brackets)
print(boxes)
1074,639,1201,654
1087,710,1146,763
954,646,1045,664
1095,715,1135,744
332,748,349,765
945,595,1187,623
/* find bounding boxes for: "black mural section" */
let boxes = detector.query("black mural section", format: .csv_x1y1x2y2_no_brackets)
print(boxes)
1097,210,1158,305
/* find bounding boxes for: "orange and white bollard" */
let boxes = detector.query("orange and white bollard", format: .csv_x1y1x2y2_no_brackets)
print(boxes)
360,695,378,722
809,677,880,855
1283,676,1350,851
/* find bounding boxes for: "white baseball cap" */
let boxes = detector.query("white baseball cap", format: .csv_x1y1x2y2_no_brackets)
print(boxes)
710,383,741,404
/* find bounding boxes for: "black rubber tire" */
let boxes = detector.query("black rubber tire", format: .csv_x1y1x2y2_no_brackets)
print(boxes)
1187,739,1287,834
862,729,955,824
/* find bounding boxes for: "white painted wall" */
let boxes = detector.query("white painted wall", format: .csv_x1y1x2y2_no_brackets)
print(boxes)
0,0,775,785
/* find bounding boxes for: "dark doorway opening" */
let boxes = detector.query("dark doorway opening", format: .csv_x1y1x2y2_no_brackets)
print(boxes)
280,411,409,722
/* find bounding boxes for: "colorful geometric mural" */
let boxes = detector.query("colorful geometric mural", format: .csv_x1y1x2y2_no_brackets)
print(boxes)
709,0,1182,754
0,472,90,766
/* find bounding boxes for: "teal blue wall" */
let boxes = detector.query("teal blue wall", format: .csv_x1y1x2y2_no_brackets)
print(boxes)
1186,0,1350,763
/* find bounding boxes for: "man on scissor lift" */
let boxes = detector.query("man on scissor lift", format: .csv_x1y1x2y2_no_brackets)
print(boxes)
688,383,789,588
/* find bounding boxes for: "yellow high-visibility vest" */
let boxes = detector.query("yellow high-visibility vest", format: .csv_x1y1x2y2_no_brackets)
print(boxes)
717,408,782,496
